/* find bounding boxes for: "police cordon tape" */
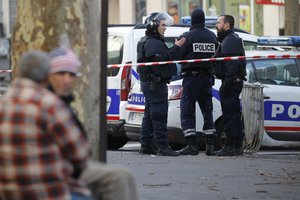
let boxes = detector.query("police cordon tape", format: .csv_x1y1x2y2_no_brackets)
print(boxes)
1,54,300,72
0,69,12,73
107,54,300,68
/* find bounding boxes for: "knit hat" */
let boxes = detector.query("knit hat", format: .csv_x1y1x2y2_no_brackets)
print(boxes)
191,8,205,26
49,46,81,76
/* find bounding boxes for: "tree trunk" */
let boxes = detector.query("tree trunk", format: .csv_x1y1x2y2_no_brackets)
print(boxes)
284,0,300,35
11,0,101,160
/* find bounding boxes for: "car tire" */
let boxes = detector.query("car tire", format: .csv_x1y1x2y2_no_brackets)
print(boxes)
107,133,128,150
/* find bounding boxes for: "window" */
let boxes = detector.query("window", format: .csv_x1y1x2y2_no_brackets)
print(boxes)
244,41,257,51
252,59,300,86
246,62,255,82
107,35,124,76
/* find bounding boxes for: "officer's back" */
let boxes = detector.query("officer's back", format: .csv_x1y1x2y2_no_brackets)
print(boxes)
178,9,218,71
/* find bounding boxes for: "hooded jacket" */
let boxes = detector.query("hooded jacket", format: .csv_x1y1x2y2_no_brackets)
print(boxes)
178,8,218,73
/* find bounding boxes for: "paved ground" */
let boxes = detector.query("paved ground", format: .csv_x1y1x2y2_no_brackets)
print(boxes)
108,144,300,200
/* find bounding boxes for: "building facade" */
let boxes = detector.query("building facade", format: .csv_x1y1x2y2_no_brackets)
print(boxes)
108,0,299,36
0,0,298,37
0,0,17,37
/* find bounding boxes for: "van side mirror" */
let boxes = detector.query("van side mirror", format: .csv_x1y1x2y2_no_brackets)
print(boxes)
0,37,10,58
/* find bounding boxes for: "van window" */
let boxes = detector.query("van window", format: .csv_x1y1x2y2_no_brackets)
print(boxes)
246,62,255,82
244,41,257,51
253,59,300,86
107,35,124,76
164,37,177,48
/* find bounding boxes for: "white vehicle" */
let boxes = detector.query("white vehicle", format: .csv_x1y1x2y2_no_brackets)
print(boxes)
124,45,300,149
107,24,190,149
107,23,258,149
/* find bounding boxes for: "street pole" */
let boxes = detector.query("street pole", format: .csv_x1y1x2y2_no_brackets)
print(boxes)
99,0,108,162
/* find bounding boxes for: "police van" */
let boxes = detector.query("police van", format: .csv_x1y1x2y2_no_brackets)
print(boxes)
124,36,300,149
107,24,190,149
107,23,258,149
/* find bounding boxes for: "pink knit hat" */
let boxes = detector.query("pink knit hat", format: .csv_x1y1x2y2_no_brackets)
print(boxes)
49,47,81,76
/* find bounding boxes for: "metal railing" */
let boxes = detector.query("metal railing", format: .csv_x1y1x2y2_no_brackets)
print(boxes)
241,82,264,155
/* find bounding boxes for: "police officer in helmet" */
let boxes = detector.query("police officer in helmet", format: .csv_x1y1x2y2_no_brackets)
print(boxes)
214,15,246,156
137,12,185,156
176,8,218,156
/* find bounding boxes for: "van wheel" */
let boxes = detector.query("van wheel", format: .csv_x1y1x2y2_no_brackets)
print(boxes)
214,118,226,150
107,134,128,150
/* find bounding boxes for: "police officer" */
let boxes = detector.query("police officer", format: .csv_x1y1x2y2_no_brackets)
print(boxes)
137,12,185,156
214,15,246,156
176,8,218,156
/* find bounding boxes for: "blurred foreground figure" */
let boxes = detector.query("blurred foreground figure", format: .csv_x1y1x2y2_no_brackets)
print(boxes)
48,46,138,200
0,50,92,200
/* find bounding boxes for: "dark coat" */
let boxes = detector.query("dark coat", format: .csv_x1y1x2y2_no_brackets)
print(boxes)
213,29,246,81
137,32,178,82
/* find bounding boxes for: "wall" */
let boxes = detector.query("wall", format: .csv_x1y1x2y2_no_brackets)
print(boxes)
108,0,120,24
119,0,135,24
263,5,280,36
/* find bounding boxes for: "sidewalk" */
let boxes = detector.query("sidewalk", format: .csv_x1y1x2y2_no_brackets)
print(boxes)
108,150,300,200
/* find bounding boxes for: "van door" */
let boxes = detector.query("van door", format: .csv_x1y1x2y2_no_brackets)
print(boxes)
247,58,300,144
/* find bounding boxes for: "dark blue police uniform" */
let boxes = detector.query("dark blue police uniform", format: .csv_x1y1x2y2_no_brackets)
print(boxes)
177,8,218,156
136,23,179,156
214,28,246,156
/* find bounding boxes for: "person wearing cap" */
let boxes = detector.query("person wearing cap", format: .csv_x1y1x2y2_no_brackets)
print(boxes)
48,46,138,200
176,8,218,156
0,50,92,200
136,12,185,156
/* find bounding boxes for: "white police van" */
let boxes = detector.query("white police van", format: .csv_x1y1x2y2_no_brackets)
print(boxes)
107,24,190,149
124,36,300,149
107,23,258,149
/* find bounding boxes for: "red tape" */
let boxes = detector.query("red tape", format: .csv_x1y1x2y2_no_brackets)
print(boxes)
107,54,300,68
0,69,12,73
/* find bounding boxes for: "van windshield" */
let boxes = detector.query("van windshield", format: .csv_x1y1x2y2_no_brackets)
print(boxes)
107,35,124,76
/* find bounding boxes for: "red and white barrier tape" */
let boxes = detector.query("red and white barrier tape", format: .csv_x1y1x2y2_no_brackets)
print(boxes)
2,54,300,72
0,69,12,73
107,54,300,68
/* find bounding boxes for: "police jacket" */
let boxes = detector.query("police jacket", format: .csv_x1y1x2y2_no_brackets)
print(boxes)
213,29,246,81
178,24,218,74
137,31,178,82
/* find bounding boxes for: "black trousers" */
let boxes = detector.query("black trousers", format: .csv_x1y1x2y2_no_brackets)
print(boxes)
180,75,214,137
219,79,244,142
140,81,169,147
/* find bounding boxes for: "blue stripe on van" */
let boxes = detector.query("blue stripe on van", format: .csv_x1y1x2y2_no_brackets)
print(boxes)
107,89,120,115
265,101,300,121
132,69,140,80
212,88,220,101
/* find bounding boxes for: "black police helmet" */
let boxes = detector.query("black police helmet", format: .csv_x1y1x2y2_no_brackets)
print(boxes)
145,12,174,31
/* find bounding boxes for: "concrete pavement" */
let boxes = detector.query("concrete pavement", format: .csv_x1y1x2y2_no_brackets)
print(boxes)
108,147,300,200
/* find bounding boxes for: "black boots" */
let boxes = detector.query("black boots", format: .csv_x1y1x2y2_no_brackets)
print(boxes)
216,144,236,156
216,139,244,156
235,140,244,156
177,144,199,155
140,144,179,156
139,145,157,155
205,134,215,156
177,137,199,155
157,146,180,156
